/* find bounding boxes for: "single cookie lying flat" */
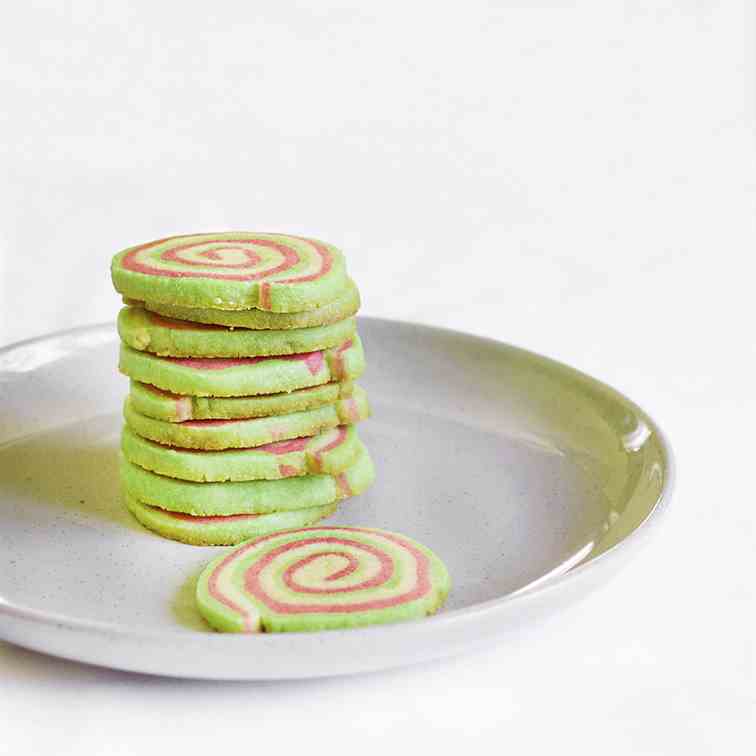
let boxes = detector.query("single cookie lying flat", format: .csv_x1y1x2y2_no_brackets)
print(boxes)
118,306,357,358
133,278,360,330
129,379,355,423
119,335,365,397
123,386,369,450
121,424,362,482
196,526,450,633
126,494,337,546
119,442,375,515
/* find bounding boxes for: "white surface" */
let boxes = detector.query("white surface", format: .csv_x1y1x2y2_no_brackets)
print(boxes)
0,0,754,751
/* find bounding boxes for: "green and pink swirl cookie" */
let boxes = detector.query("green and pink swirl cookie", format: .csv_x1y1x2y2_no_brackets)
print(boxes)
196,527,450,633
131,278,361,330
119,336,365,397
125,494,337,546
121,424,363,482
111,232,348,312
123,386,369,450
129,379,355,423
118,306,357,358
119,442,375,516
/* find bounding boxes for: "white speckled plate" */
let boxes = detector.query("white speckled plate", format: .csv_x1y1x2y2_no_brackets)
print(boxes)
0,318,672,679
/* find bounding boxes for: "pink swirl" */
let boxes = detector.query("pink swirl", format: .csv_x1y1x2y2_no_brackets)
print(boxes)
160,350,325,375
120,234,333,286
207,528,432,620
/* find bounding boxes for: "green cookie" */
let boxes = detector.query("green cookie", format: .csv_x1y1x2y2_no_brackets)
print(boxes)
119,442,375,515
123,386,369,450
118,306,357,358
195,526,450,633
129,379,355,423
125,494,337,546
121,424,362,482
118,335,365,397
134,278,360,330
111,232,349,312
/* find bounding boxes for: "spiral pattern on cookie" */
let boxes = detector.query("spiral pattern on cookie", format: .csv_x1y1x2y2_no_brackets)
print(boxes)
201,527,449,632
120,233,334,307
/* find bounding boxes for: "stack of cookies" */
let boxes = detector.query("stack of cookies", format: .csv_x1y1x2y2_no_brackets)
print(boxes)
110,232,374,546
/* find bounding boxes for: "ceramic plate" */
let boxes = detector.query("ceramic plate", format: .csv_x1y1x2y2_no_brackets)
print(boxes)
0,318,672,679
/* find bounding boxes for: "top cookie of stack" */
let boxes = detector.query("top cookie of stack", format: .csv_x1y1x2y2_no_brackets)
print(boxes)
111,232,374,546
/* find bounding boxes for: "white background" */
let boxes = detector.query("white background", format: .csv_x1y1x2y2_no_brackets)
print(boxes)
1,1,754,753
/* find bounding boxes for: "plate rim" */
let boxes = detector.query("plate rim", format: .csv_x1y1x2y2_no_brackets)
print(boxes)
0,318,675,649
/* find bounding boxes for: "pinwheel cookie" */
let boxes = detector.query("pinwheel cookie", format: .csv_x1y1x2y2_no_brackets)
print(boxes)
122,386,368,450
121,423,364,482
128,379,355,423
132,278,361,330
126,495,338,547
111,232,348,312
119,336,365,397
119,443,375,516
196,527,450,632
118,306,357,358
